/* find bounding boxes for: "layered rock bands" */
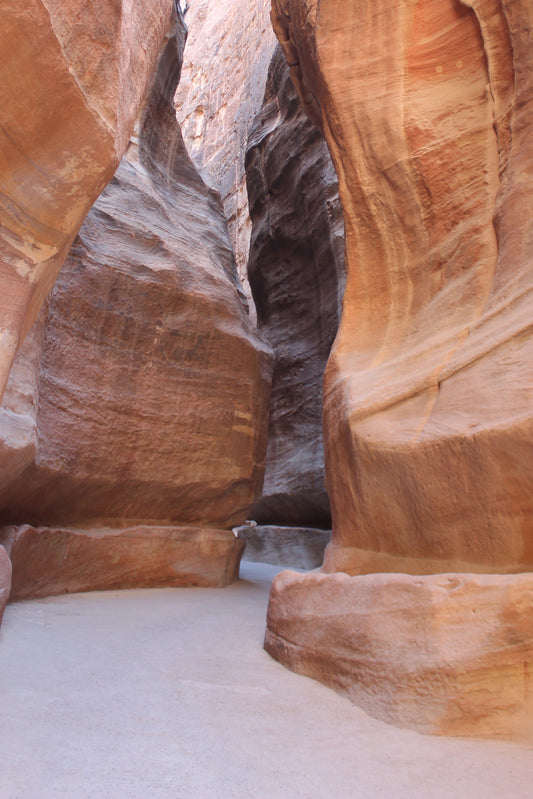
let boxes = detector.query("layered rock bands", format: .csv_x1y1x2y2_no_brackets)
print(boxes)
269,0,533,739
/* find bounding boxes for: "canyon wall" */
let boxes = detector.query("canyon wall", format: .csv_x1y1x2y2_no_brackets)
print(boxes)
175,0,276,291
267,0,533,739
0,0,174,403
271,0,533,576
0,4,271,599
246,45,344,528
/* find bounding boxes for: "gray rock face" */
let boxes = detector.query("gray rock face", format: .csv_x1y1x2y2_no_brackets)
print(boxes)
245,46,345,528
235,524,331,569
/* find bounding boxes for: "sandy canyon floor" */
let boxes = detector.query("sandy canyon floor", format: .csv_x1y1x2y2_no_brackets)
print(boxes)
1,562,532,798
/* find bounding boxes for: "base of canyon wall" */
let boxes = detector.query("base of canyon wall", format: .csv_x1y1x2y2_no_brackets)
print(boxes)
265,568,533,742
1,525,244,600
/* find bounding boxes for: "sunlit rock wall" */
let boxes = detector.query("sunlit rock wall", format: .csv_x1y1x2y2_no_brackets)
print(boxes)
175,0,277,291
272,0,533,575
0,0,174,402
267,0,533,740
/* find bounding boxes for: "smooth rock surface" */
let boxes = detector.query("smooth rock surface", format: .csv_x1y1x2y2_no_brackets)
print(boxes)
246,45,344,527
0,0,173,401
265,568,533,741
0,562,532,799
0,8,272,530
235,523,330,568
1,525,244,599
0,545,11,625
271,0,533,575
175,0,276,286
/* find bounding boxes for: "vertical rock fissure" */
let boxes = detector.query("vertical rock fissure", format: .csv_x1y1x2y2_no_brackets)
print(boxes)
246,44,345,531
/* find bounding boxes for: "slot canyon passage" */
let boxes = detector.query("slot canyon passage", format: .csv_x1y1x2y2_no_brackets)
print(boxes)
0,0,533,794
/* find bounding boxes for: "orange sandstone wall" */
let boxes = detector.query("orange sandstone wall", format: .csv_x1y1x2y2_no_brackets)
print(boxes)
272,0,533,575
267,0,533,740
0,0,174,403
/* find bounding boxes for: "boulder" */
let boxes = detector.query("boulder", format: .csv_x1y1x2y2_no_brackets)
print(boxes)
235,524,330,569
266,568,533,741
2,525,244,599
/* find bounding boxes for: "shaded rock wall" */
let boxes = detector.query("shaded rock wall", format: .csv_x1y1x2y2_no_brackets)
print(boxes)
235,523,330,569
246,46,344,528
0,7,272,532
0,0,174,402
175,0,277,290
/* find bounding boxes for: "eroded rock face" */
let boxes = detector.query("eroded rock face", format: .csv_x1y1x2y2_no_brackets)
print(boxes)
175,0,276,287
272,0,533,574
265,569,533,741
269,0,533,739
0,0,174,402
2,525,244,599
246,45,344,528
0,11,272,535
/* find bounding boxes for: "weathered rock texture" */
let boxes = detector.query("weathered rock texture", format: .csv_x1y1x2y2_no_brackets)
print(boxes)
0,0,174,403
236,524,330,569
2,525,244,599
0,545,11,625
0,307,47,493
0,6,271,595
269,0,533,739
272,0,533,574
266,569,533,741
246,45,344,528
175,0,276,287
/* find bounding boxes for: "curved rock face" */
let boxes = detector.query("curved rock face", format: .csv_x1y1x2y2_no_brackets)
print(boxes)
272,0,533,576
269,0,533,739
246,45,344,528
175,0,276,288
0,10,272,532
266,569,533,741
0,0,174,403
